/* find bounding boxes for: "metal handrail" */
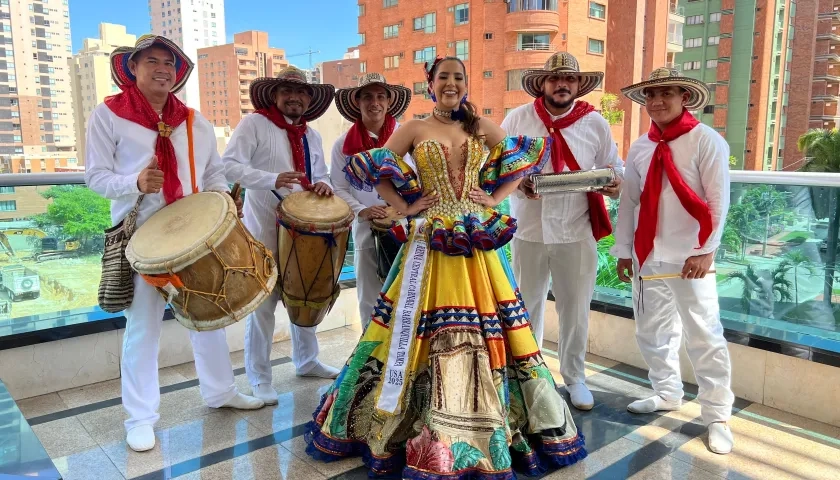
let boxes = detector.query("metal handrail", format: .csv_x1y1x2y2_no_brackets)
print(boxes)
0,172,84,186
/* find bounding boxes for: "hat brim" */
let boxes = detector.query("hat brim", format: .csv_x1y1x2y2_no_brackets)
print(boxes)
521,69,604,99
250,77,336,122
109,37,193,94
335,82,412,123
620,78,711,110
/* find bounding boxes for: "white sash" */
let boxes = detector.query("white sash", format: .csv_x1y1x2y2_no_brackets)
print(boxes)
376,218,429,414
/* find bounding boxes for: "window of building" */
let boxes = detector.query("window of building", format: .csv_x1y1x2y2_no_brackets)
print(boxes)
359,4,365,16
413,82,427,94
682,61,701,70
710,12,721,22
506,69,524,91
587,38,605,54
414,46,436,64
455,3,469,24
483,108,492,115
12,135,20,142
414,113,430,119
360,61,367,73
703,105,715,114
483,71,492,78
384,24,399,39
384,55,400,69
485,32,493,40
414,12,436,33
706,59,718,68
383,0,397,8
708,36,720,45
685,37,702,48
455,40,469,60
359,33,365,45
518,33,550,50
0,187,14,194
589,2,605,19
0,200,16,211
686,15,704,25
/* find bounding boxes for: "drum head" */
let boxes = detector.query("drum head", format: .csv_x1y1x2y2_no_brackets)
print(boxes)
129,192,233,263
280,191,352,224
371,206,406,229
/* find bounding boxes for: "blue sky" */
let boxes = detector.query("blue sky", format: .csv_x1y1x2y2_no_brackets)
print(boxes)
69,0,359,67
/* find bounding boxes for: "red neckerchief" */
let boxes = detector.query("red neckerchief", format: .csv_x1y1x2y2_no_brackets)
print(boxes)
533,98,612,241
635,108,712,268
256,105,311,189
342,115,396,156
104,84,189,204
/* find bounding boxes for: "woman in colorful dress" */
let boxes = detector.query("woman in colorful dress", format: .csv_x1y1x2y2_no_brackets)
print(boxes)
305,56,587,479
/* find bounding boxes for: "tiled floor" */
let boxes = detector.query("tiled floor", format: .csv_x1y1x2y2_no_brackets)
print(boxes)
16,327,840,480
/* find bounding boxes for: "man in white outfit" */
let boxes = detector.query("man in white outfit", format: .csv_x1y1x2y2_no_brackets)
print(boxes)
223,66,340,406
85,35,264,453
613,67,734,454
501,52,623,411
330,73,412,327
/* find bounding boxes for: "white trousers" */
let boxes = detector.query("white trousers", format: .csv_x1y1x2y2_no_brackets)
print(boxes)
632,260,734,425
354,247,383,329
511,237,597,386
122,274,238,432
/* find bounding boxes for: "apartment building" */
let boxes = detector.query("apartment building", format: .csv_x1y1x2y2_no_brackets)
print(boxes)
675,0,794,171
149,0,226,109
321,58,362,90
358,0,672,155
69,23,136,163
0,0,75,158
195,31,288,129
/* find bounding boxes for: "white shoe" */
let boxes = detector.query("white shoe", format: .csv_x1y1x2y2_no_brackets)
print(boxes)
251,383,279,405
627,395,682,414
217,392,265,410
566,383,594,411
126,425,155,452
297,362,340,379
708,422,734,454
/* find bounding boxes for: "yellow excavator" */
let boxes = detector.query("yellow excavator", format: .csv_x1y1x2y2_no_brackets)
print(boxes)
0,228,80,262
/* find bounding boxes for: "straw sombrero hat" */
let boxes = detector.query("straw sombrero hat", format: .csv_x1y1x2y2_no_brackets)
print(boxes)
249,66,335,122
621,67,711,110
335,73,411,123
110,34,193,94
521,52,604,99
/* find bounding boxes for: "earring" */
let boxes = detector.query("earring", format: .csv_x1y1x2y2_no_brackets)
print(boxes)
460,94,468,105
430,92,437,102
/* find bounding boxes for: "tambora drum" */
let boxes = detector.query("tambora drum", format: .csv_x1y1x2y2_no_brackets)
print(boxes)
370,207,406,282
126,191,277,331
276,191,354,328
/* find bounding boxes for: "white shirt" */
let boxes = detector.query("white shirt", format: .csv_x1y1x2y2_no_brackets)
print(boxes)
222,113,331,212
610,123,731,264
85,102,229,226
329,126,416,250
501,101,624,244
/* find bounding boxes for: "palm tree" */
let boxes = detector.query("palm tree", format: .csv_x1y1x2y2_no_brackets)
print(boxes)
742,185,788,256
724,263,793,317
782,250,816,305
797,129,840,304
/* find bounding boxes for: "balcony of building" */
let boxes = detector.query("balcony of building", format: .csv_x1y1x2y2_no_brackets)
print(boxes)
814,59,840,81
812,79,840,101
0,171,839,479
504,0,560,34
503,42,558,70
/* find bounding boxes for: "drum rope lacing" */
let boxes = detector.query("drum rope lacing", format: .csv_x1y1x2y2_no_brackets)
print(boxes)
163,220,275,320
277,220,347,309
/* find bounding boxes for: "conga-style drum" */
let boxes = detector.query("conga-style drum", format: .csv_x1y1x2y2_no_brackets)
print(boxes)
370,207,406,282
126,191,277,331
276,191,354,328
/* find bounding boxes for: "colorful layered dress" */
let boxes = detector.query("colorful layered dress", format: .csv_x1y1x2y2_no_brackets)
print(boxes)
305,136,587,479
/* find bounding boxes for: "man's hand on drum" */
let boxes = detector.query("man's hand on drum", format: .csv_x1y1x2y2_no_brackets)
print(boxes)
600,172,622,199
137,155,165,194
233,194,244,218
403,190,439,216
275,171,304,190
311,182,333,197
360,205,388,221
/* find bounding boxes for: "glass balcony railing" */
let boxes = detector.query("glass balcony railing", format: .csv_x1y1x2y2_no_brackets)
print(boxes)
0,171,838,355
506,0,559,14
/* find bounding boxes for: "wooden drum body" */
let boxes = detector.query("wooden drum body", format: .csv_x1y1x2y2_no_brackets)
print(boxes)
126,191,278,331
276,191,353,328
370,207,406,282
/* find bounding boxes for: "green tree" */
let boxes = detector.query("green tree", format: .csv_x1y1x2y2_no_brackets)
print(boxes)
782,250,816,305
724,262,793,316
595,234,629,291
742,185,788,256
33,186,111,252
797,128,840,304
729,156,738,168
599,93,624,126
725,202,759,259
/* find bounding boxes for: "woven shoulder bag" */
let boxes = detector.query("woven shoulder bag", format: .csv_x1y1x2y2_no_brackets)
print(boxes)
97,194,144,313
